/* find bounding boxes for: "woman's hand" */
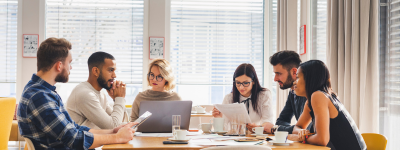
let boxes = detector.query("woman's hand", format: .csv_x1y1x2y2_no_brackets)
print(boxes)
246,123,260,133
287,134,302,142
212,107,223,118
297,129,309,142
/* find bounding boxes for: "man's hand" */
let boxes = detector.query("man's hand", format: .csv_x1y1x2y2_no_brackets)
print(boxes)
111,80,126,98
115,122,137,143
262,123,274,133
113,122,137,133
212,107,223,118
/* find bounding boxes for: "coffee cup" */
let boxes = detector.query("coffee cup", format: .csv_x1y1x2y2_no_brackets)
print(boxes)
252,127,264,135
173,130,187,140
195,107,206,113
274,131,289,143
210,118,224,132
199,123,212,133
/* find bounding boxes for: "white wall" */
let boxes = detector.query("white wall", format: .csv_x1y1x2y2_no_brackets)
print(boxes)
16,0,41,101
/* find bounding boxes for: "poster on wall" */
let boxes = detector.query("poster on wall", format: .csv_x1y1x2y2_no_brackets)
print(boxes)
23,34,39,58
149,37,165,60
299,25,306,55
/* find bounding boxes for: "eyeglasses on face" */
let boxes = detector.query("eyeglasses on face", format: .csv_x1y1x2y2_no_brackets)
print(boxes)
235,81,252,87
148,73,164,82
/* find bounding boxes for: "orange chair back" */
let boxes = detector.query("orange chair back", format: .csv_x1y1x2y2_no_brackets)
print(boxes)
0,97,17,150
362,133,387,150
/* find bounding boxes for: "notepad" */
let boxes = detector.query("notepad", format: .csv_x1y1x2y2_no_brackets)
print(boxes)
132,111,152,129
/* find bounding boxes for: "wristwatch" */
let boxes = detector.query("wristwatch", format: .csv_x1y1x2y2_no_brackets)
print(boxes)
271,125,279,134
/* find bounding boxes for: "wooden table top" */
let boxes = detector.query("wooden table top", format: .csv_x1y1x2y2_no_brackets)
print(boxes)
191,113,213,117
102,135,330,150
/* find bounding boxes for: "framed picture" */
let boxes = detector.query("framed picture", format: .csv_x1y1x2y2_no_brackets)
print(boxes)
149,37,165,60
299,25,306,55
23,34,39,58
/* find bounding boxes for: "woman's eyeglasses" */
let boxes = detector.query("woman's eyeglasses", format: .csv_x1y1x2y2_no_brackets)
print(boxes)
148,73,164,82
235,81,252,87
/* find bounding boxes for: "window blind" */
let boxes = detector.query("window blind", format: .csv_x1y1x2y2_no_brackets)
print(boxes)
311,0,327,63
46,0,144,84
0,0,17,83
381,0,400,149
170,0,264,85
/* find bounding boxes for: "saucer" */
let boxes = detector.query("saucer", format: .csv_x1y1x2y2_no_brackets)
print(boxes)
210,131,228,135
251,133,268,136
167,137,191,142
269,140,294,146
191,111,206,114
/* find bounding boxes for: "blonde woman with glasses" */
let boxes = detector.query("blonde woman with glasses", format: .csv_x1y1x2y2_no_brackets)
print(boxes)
130,59,182,121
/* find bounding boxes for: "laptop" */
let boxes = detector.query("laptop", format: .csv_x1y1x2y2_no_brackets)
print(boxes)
136,101,192,133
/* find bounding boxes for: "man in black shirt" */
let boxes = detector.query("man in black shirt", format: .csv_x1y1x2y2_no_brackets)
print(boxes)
268,50,312,134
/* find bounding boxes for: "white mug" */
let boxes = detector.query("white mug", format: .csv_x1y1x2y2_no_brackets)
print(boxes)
173,130,187,140
252,127,264,135
274,131,289,143
198,123,212,133
210,118,224,132
195,107,206,113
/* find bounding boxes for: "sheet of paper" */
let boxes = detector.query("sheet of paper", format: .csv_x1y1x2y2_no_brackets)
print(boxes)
134,132,173,137
191,140,261,146
214,103,252,123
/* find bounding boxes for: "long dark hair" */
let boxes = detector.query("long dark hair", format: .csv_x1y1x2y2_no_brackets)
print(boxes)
232,63,266,115
299,60,337,110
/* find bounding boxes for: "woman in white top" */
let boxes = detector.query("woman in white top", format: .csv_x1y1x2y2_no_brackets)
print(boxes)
212,63,274,133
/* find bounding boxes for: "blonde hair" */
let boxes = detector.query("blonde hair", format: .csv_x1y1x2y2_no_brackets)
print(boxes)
147,59,176,91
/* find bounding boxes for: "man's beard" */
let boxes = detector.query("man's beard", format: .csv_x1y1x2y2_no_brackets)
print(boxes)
55,68,69,83
279,73,294,90
97,72,112,90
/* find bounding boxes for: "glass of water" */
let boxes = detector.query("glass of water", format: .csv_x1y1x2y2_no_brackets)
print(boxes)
172,115,181,136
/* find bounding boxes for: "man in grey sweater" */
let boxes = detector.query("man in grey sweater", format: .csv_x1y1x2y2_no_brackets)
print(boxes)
67,52,128,129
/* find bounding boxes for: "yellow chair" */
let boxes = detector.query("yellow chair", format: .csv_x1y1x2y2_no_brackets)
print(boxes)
362,133,387,150
24,138,35,150
0,97,17,150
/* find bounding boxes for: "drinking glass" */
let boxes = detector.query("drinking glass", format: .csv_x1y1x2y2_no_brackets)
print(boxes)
229,115,239,135
172,115,181,136
237,114,246,136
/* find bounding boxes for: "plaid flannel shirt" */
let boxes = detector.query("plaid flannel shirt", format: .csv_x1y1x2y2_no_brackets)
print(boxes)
17,74,94,150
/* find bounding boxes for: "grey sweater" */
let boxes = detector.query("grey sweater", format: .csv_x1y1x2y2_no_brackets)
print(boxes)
130,89,182,121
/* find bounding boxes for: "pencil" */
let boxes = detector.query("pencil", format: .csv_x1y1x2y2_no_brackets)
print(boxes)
303,133,316,136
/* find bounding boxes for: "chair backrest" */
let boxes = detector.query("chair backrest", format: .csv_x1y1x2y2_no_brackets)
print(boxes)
201,145,272,150
24,138,35,150
0,97,16,150
362,133,387,150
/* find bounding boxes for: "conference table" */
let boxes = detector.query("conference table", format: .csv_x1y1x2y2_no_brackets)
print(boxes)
190,113,213,117
102,134,330,150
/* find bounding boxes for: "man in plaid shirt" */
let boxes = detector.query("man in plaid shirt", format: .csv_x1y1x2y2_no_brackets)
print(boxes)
17,37,137,150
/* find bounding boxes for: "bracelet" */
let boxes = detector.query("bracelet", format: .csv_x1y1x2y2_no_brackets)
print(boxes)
303,135,309,144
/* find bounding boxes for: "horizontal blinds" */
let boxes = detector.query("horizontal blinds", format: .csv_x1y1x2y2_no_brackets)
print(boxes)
0,0,17,83
311,0,327,63
46,0,144,83
389,1,400,101
170,0,264,85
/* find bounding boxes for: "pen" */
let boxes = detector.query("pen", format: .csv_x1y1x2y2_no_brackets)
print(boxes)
254,141,264,145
